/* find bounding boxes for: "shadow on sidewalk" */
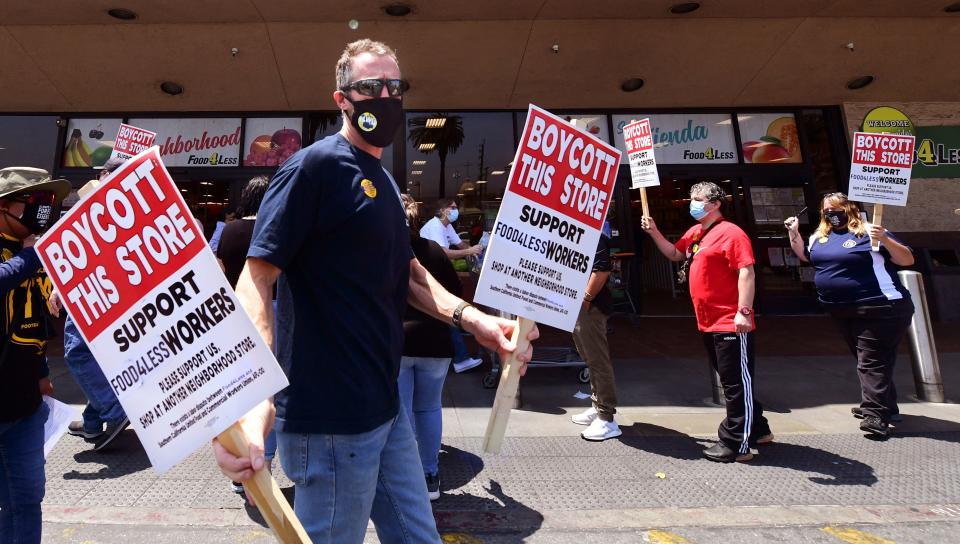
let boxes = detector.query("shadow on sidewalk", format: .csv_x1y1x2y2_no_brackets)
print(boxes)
618,422,878,486
866,414,960,444
63,431,150,480
434,444,544,538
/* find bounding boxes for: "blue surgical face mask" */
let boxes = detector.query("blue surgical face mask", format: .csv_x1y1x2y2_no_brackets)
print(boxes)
689,200,708,221
447,208,459,223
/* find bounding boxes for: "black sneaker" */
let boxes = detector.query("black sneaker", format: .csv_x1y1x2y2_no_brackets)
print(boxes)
425,472,440,501
231,481,245,495
703,442,754,463
67,421,104,440
852,407,902,423
93,417,130,451
860,416,890,438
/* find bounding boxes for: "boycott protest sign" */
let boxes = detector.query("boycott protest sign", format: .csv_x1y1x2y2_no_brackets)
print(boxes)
848,131,916,206
35,147,288,473
474,105,620,453
622,118,659,190
108,123,157,164
476,106,621,331
475,105,621,332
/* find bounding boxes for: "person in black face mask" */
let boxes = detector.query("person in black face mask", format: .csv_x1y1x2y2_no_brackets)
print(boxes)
212,39,538,544
785,192,915,439
0,167,69,544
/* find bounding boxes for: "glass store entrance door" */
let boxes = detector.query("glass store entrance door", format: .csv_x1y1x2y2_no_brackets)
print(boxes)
629,176,746,315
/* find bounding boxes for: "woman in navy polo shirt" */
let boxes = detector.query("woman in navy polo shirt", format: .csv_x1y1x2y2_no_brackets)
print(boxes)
785,192,915,438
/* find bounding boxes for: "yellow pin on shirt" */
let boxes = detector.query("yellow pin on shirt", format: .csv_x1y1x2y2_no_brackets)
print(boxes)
361,179,377,199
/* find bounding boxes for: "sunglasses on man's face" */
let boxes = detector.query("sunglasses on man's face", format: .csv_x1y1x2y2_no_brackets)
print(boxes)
341,78,409,98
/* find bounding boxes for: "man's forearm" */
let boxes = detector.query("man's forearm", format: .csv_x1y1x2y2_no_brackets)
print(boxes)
409,259,462,325
737,266,756,309
235,260,277,351
584,271,610,299
651,232,683,262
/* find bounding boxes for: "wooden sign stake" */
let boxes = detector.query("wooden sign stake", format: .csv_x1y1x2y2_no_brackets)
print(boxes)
218,423,311,543
482,317,535,454
639,187,650,218
871,203,884,251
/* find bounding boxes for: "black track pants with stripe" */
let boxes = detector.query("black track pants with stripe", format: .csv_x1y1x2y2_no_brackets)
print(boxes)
702,332,770,454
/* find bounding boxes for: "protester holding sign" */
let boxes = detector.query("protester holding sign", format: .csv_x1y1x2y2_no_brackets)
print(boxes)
0,166,70,544
784,193,914,438
642,182,773,462
212,40,537,544
570,232,620,441
63,156,131,452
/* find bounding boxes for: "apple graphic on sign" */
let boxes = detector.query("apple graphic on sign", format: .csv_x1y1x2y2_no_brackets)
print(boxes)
271,128,301,150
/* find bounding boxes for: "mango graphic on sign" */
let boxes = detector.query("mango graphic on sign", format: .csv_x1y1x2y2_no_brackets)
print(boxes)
359,113,378,132
361,179,377,198
742,117,801,163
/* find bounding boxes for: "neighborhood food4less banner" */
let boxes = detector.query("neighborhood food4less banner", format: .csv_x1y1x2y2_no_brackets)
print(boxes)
36,147,288,473
475,105,621,332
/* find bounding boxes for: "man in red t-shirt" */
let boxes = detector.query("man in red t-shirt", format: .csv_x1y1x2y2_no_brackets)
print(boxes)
642,182,772,462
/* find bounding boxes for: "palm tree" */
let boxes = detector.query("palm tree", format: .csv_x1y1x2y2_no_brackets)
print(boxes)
408,113,464,198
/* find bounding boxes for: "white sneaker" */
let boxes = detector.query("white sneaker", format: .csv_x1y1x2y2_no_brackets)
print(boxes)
571,406,598,425
581,418,621,441
453,357,483,373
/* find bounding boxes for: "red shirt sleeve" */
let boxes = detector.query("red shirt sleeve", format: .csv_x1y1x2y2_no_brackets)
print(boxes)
723,225,755,270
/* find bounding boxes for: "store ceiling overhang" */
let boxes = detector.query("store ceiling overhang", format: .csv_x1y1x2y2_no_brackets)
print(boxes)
2,0,959,112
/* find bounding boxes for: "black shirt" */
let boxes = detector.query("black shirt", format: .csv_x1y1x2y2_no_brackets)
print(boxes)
0,238,52,423
591,234,613,315
249,134,412,435
216,218,256,290
404,236,461,358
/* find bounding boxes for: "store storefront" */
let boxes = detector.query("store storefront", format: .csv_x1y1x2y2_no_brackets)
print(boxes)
1,104,870,317
397,107,851,316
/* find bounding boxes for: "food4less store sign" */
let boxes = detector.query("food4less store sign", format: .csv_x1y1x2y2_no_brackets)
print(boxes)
862,106,960,179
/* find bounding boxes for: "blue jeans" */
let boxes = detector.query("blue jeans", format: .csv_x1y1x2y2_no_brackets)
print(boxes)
398,356,449,475
0,402,49,544
63,316,125,430
450,326,471,364
277,409,440,544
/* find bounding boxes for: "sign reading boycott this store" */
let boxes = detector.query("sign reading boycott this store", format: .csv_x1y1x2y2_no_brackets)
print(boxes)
475,105,621,332
622,118,659,189
108,123,157,164
35,147,288,473
848,131,916,206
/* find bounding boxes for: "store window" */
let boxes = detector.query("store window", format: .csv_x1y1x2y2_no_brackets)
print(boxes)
736,113,803,164
0,116,60,172
243,117,304,167
405,111,514,237
60,118,123,169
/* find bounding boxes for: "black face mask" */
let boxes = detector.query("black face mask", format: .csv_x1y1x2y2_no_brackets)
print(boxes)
343,96,403,148
6,191,59,235
825,210,848,229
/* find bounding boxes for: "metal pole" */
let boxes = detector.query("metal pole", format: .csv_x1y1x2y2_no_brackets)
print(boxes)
898,270,945,403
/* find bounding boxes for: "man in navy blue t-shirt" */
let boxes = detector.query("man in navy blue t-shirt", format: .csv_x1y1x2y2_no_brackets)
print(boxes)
212,39,538,543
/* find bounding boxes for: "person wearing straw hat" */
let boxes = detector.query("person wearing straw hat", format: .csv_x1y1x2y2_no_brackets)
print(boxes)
0,166,70,544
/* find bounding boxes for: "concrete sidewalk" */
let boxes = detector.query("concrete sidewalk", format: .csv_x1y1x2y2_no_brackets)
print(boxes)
40,315,960,542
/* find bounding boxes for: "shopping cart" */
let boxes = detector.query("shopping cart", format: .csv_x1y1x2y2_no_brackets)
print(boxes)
480,344,590,389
